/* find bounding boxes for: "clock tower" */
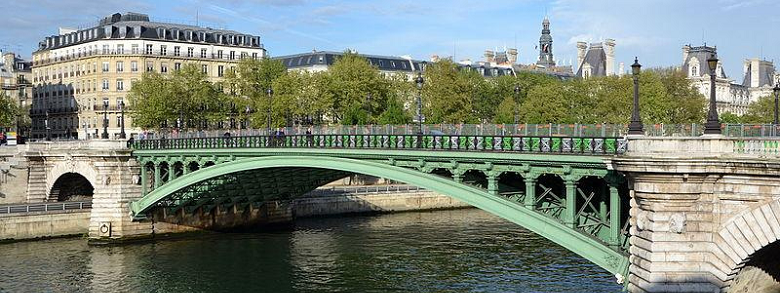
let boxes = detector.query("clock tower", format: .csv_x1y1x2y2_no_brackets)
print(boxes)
536,17,556,68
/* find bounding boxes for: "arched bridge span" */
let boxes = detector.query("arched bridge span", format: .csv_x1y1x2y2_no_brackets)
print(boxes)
129,134,631,279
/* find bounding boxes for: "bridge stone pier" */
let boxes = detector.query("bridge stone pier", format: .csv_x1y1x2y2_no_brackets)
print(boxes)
23,141,150,241
614,137,780,292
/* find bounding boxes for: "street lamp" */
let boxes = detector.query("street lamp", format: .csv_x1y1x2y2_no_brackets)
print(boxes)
704,54,721,135
101,100,109,139
119,100,126,139
415,72,424,135
628,57,644,135
513,85,521,125
773,82,780,125
266,88,273,134
366,93,372,124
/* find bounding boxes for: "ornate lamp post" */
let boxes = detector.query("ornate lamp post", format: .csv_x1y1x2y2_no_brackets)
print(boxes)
628,57,644,135
119,100,126,139
415,72,424,135
773,82,780,125
101,100,109,139
266,88,274,134
513,85,521,125
704,54,721,135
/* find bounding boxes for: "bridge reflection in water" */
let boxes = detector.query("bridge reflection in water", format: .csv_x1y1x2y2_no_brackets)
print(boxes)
0,209,620,292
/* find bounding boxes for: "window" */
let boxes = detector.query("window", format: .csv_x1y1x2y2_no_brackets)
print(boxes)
102,45,109,54
252,52,258,59
160,62,168,73
131,61,138,72
187,47,194,57
229,51,235,60
200,48,207,58
160,45,167,56
102,79,109,91
217,50,223,59
116,79,124,91
117,44,124,54
218,65,224,77
145,44,153,55
174,46,180,56
102,62,109,72
146,61,154,72
691,66,698,76
201,64,208,74
240,52,248,59
131,44,139,54
116,61,123,72
174,62,181,71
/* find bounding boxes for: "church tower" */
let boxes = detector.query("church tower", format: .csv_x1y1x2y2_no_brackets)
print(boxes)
536,16,555,68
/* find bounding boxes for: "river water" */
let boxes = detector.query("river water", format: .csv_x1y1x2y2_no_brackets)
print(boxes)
0,209,620,293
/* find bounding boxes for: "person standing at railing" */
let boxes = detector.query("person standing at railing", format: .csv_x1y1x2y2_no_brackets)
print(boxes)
306,128,313,147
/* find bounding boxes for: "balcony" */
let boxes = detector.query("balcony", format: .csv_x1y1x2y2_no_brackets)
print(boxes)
33,49,262,67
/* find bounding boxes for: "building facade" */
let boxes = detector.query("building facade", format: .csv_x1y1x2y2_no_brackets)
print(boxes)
536,17,555,69
30,12,265,139
681,45,779,115
0,52,32,132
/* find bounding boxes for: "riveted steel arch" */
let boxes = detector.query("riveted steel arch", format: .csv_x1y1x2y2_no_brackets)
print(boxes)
129,155,629,277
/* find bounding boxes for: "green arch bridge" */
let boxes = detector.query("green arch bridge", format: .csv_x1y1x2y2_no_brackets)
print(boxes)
129,133,631,280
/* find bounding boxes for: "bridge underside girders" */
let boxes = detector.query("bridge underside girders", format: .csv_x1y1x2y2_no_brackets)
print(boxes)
151,167,351,217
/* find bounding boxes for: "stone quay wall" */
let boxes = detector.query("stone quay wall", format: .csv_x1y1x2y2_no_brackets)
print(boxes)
0,210,91,241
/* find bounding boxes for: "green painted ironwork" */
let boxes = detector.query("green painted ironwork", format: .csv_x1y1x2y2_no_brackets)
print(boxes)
129,155,629,277
128,133,632,281
133,134,629,155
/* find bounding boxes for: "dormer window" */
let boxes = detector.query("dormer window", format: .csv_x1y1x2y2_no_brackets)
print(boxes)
691,66,698,77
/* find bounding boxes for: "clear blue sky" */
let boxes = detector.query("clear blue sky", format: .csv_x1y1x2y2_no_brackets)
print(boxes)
2,0,778,79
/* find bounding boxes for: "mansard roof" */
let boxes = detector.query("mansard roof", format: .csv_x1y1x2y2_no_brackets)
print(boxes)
576,45,607,77
273,51,516,77
682,45,726,78
36,12,263,52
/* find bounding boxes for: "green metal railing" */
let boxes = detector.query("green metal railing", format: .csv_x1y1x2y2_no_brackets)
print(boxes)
141,123,780,140
133,134,629,155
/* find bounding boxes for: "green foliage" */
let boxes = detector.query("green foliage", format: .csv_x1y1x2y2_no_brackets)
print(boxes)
422,60,479,124
378,96,411,124
128,51,716,129
493,96,518,124
742,95,777,123
0,92,19,127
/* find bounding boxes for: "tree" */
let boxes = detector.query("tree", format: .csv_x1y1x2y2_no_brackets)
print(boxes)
326,51,390,123
0,93,19,128
422,60,478,123
518,84,570,123
742,95,776,123
225,57,287,127
378,96,411,124
128,64,221,129
493,96,518,124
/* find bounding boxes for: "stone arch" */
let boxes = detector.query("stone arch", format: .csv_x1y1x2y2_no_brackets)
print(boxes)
50,173,94,201
130,156,629,277
46,160,98,201
715,198,780,291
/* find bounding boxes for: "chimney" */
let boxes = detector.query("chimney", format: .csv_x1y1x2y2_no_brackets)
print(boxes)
604,38,616,76
431,54,440,62
484,50,495,63
507,48,518,64
576,42,588,71
618,62,625,77
682,45,691,65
